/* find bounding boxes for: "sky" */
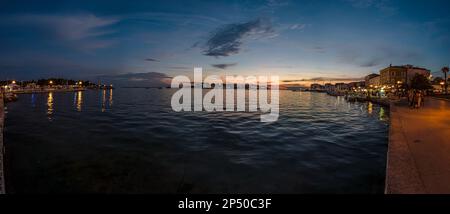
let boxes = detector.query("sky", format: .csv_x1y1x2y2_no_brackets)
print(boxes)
1,0,450,86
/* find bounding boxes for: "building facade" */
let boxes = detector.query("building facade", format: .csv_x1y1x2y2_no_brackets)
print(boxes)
335,83,349,91
380,64,430,86
367,76,380,87
365,74,380,87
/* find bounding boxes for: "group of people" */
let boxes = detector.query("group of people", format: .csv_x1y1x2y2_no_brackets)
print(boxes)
407,90,425,108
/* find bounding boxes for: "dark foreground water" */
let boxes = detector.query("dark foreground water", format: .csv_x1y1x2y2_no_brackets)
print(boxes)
4,89,389,193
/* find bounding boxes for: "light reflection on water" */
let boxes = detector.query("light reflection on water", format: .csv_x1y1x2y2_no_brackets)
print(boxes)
5,89,389,193
46,92,53,120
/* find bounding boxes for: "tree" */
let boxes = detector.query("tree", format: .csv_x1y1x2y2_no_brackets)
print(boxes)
410,73,433,90
432,77,444,85
442,66,449,94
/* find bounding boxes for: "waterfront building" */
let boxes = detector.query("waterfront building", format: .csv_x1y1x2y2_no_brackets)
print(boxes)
335,83,349,91
5,83,20,91
310,83,324,90
367,75,381,88
324,83,335,92
380,64,430,86
348,81,365,89
365,74,380,87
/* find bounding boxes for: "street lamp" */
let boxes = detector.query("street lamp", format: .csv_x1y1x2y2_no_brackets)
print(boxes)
12,80,16,84
49,80,53,85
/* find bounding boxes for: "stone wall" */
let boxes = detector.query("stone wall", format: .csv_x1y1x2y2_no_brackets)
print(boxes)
0,93,5,194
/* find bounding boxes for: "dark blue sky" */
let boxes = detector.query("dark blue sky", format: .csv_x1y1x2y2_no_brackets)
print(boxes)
1,0,450,84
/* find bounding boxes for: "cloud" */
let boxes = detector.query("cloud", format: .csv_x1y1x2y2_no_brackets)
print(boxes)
145,58,159,62
1,13,119,51
168,66,192,70
336,45,420,68
344,0,397,15
200,18,276,57
211,63,237,69
289,24,306,30
97,72,172,87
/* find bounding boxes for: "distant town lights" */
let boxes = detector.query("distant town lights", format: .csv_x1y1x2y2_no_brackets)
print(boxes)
49,80,53,84
12,80,16,84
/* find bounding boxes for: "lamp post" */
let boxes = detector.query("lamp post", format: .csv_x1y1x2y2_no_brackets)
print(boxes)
442,67,449,94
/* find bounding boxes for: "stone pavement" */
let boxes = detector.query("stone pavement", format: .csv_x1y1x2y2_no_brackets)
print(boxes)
386,97,450,193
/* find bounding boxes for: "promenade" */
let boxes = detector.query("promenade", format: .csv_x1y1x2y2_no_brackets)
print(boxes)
386,97,450,193
0,93,5,194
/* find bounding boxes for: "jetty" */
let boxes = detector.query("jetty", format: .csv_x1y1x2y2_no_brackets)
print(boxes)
0,93,5,194
386,98,450,193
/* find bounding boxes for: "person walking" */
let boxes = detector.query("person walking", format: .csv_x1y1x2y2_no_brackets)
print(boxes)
408,90,414,108
417,91,422,108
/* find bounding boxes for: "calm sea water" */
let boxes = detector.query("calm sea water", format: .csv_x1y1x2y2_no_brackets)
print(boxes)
4,88,389,193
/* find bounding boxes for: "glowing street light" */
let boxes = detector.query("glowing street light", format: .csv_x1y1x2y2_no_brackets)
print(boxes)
49,80,53,85
12,80,16,84
441,82,445,86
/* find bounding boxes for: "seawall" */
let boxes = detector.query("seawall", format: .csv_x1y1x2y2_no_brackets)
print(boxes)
0,93,5,194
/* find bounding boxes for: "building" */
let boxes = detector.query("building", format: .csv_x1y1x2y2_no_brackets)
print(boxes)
365,74,380,87
380,64,430,86
348,81,365,89
5,83,20,91
335,83,349,91
324,83,335,91
367,76,380,87
310,83,324,90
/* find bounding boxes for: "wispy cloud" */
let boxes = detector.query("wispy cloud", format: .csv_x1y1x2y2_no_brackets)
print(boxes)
167,66,192,70
200,18,276,57
211,63,237,69
344,0,397,15
289,23,306,30
336,45,420,68
1,13,119,52
145,58,159,62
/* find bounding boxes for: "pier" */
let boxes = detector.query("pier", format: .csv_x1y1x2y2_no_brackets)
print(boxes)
386,98,450,193
0,93,5,194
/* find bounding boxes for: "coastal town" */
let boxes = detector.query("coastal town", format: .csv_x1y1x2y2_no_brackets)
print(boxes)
295,64,449,106
0,79,114,102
